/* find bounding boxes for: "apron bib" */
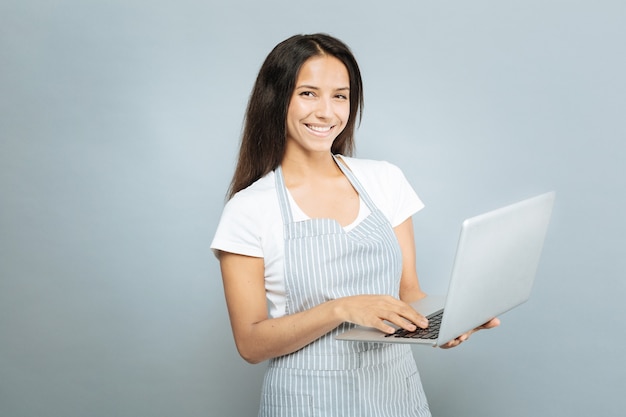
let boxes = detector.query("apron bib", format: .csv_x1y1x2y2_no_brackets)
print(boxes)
259,157,431,417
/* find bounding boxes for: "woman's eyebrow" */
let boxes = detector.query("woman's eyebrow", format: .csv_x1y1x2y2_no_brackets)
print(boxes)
295,84,319,90
295,85,350,91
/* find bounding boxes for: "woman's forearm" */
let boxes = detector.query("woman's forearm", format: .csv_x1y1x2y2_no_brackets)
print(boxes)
232,299,344,364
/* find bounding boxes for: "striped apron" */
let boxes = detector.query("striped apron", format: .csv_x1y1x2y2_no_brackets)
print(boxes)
259,158,431,417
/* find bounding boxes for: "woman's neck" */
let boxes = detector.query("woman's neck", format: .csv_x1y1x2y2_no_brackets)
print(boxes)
280,151,341,186
280,151,359,226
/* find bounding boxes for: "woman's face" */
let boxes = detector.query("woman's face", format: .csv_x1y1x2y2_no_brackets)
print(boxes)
285,55,350,157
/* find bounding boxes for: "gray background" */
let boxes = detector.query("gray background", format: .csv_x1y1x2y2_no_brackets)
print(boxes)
1,1,625,416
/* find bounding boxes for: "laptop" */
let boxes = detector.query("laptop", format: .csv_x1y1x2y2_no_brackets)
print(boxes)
336,191,555,347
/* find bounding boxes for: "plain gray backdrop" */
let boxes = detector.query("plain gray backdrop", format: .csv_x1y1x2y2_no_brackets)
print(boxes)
1,1,625,416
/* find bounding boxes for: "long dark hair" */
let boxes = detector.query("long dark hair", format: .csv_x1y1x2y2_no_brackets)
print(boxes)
227,33,364,199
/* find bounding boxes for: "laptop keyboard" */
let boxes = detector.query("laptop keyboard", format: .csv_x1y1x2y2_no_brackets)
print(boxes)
384,310,444,340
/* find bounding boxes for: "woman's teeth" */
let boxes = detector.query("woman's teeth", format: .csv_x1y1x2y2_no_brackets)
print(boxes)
307,125,332,132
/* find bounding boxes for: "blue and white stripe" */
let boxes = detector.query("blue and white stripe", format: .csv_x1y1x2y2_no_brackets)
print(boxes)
259,157,431,417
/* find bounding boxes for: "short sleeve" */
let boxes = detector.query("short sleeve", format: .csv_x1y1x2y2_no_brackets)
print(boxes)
383,161,424,227
338,156,424,228
210,193,265,258
211,169,287,259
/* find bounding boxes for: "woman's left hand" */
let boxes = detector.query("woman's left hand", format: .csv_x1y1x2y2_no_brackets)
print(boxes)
439,317,501,349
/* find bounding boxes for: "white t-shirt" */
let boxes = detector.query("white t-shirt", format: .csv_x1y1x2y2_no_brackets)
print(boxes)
211,156,424,318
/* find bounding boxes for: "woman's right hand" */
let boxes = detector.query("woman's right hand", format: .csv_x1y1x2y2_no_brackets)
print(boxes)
220,251,428,363
332,294,429,334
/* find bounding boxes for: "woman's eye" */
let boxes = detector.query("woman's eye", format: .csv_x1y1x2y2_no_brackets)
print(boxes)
300,91,315,97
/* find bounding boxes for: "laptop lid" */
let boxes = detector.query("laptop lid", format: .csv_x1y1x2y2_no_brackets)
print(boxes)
336,191,555,346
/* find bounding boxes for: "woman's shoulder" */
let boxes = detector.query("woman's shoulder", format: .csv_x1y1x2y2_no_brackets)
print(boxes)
223,171,280,218
228,171,277,203
338,155,406,183
338,155,424,226
213,171,282,256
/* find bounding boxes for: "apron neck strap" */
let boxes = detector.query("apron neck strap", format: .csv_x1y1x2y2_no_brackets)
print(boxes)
274,155,378,226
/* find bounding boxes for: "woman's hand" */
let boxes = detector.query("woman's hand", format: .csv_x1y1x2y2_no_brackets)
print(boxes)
220,251,428,363
438,317,501,349
333,294,429,334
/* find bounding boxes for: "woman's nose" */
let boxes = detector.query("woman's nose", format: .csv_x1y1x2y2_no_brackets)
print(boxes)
314,97,333,118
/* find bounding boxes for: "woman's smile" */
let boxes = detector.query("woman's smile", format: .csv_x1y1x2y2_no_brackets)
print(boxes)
305,124,335,134
285,55,350,156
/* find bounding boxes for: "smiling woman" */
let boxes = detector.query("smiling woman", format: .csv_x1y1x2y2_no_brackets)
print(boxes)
283,55,358,225
285,55,351,157
210,33,496,417
225,34,364,200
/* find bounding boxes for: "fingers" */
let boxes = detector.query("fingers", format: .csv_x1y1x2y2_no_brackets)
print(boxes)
439,340,459,349
365,307,426,335
481,317,501,329
439,333,470,349
378,312,421,334
339,295,428,334
439,317,501,349
384,306,428,330
379,297,428,332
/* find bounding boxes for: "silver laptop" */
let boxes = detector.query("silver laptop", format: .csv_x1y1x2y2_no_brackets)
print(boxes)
336,191,555,347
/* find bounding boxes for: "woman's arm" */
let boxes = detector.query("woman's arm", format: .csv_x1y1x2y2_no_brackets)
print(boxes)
219,251,428,364
393,217,428,304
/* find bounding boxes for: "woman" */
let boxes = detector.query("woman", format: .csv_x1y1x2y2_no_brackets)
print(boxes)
211,33,498,417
